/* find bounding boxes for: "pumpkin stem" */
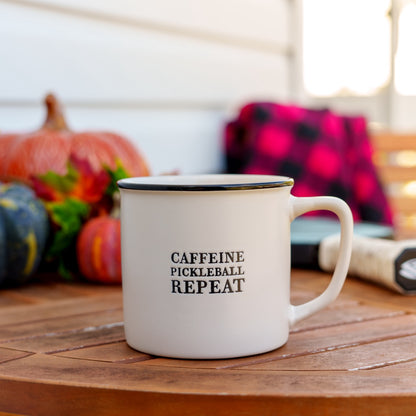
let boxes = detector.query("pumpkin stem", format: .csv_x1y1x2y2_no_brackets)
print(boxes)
43,94,69,131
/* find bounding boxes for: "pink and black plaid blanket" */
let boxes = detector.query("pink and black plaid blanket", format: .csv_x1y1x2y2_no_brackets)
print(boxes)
225,102,393,225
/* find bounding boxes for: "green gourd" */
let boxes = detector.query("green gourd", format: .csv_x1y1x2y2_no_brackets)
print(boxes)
0,182,49,286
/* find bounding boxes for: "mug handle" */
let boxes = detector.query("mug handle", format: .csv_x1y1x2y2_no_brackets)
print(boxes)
288,195,353,326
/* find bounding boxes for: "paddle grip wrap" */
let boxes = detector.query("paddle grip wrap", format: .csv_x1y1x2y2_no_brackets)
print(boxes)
319,235,416,294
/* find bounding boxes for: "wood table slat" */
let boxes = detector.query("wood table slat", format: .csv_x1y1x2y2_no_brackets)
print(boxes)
2,322,125,354
0,292,122,327
0,308,124,343
1,353,416,396
238,334,416,371
0,279,107,303
292,272,416,312
290,300,404,333
1,269,416,415
1,384,416,416
55,341,151,364
0,347,32,365
141,314,416,370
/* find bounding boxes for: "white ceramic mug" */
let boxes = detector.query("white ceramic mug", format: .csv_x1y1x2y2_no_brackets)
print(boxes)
118,174,353,359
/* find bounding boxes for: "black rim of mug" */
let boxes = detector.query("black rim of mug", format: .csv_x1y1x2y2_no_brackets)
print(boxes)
117,176,294,191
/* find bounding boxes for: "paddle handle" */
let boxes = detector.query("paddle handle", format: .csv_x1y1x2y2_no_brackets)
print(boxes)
319,235,416,294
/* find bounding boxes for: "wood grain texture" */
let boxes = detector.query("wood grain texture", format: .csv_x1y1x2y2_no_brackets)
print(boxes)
371,133,416,151
371,132,416,236
0,348,32,364
1,270,416,415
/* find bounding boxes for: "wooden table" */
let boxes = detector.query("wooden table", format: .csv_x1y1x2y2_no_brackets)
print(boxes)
1,269,416,416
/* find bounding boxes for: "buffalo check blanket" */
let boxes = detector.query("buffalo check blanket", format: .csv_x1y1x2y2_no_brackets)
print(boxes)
225,102,393,225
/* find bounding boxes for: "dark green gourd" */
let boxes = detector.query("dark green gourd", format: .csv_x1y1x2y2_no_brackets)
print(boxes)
0,182,49,286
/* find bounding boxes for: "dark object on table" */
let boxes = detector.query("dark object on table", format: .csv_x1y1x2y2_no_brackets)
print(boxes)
291,217,393,269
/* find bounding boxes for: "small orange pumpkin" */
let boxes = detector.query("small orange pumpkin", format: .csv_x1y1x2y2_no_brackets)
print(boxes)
76,216,121,284
0,94,149,182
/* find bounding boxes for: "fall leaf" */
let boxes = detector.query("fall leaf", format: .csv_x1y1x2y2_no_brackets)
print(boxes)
31,154,110,203
30,154,130,279
104,159,129,197
44,197,90,259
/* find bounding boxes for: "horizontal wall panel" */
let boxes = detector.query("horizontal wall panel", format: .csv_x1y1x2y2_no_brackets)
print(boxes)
0,105,227,174
15,0,291,50
0,2,290,105
0,0,292,173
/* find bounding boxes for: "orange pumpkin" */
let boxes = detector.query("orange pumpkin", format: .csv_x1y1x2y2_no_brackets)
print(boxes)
76,216,121,284
0,94,149,182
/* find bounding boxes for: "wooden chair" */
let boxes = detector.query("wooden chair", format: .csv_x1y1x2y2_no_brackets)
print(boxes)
371,132,416,238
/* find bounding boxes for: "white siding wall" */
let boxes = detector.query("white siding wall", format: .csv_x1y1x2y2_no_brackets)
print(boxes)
0,0,293,174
